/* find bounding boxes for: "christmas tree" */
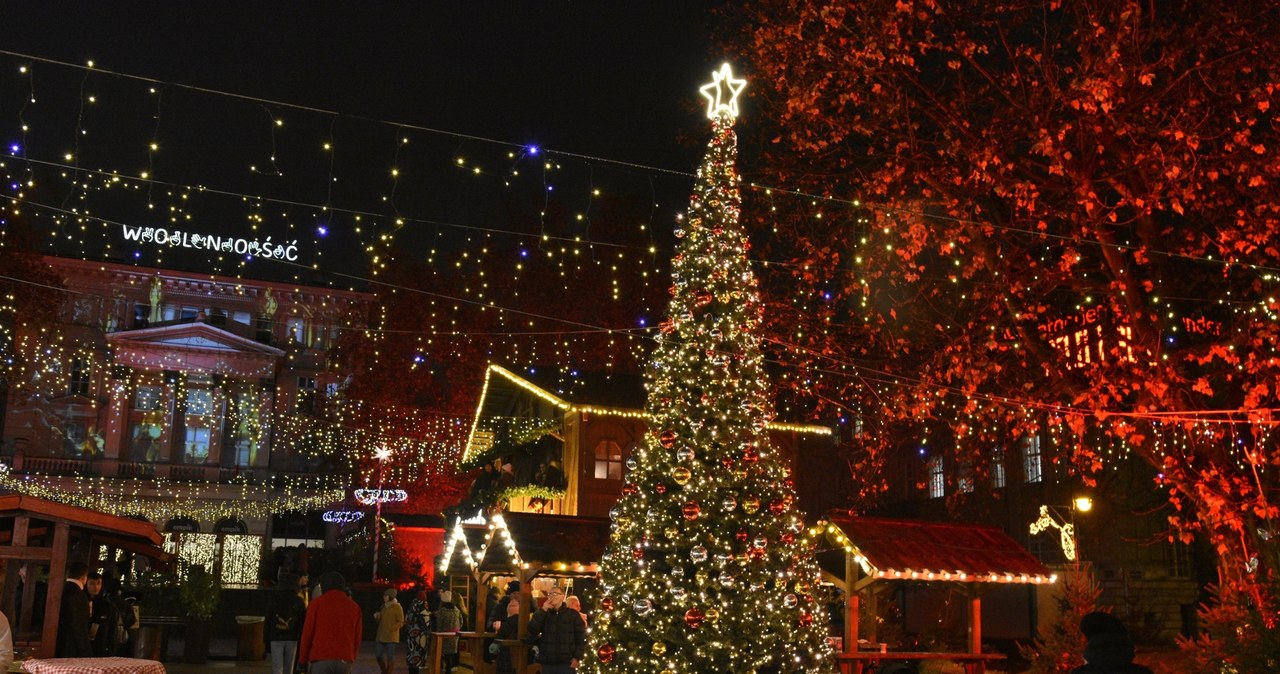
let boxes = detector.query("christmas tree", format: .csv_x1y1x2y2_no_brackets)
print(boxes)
582,64,833,674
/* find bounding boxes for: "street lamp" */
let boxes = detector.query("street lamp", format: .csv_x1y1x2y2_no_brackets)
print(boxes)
371,445,393,582
1029,497,1093,562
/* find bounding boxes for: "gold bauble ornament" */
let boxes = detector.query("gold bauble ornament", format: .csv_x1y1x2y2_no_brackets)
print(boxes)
652,641,667,656
704,608,720,623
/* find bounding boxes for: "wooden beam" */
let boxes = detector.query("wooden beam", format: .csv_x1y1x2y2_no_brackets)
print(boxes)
38,522,70,658
844,550,857,655
0,547,52,561
969,591,982,654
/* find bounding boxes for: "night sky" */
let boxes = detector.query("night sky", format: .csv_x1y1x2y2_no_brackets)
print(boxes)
0,2,725,284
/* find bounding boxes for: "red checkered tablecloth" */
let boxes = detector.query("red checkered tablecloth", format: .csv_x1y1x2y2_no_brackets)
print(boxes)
20,657,165,674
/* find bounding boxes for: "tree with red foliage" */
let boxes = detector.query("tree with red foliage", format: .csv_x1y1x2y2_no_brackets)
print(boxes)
725,0,1280,616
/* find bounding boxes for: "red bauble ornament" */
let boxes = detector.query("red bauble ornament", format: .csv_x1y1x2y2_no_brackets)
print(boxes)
684,606,706,629
721,457,735,469
682,501,701,520
622,483,639,496
655,482,668,495
598,643,616,663
696,290,713,306
659,430,678,448
780,532,795,545
769,499,786,515
632,547,645,560
601,597,615,612
799,612,814,627
749,546,765,560
742,445,760,464
735,529,749,543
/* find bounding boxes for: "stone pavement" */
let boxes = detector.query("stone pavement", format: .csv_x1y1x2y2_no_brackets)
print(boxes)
161,639,417,674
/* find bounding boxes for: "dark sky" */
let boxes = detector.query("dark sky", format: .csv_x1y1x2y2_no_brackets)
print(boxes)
0,2,725,283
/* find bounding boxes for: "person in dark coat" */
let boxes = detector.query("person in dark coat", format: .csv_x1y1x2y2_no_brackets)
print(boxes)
86,571,124,657
525,586,584,674
266,574,307,674
55,561,92,657
492,595,522,674
1070,611,1154,674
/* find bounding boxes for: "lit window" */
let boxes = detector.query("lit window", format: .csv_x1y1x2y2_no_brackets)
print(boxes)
186,388,213,416
991,452,1007,489
134,386,163,411
185,427,211,463
927,456,945,499
1022,435,1043,484
593,440,624,480
68,358,91,397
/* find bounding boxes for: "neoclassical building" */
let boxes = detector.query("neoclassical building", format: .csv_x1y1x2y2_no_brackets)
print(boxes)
0,256,372,583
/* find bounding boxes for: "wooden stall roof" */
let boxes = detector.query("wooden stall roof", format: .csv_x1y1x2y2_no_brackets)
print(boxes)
0,494,169,560
497,512,609,575
442,512,610,578
823,514,1054,585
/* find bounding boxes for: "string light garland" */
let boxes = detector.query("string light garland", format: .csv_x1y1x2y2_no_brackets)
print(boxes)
583,64,832,674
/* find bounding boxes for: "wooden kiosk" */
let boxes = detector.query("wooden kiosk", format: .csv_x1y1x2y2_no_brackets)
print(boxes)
816,515,1055,674
436,511,609,674
0,494,170,657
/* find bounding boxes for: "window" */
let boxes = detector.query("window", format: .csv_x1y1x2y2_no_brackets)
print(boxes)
593,440,624,480
957,460,974,494
68,358,90,397
927,456,945,499
63,420,88,456
179,306,200,321
186,388,213,416
287,317,306,344
232,311,252,326
1022,435,1043,484
130,422,162,462
991,453,1007,489
1165,539,1193,578
296,377,317,413
184,426,211,463
134,386,163,411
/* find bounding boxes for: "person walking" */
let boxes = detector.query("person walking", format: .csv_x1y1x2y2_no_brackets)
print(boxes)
434,590,464,674
405,588,433,674
266,574,307,674
526,586,585,674
374,588,405,674
55,561,92,657
298,571,362,674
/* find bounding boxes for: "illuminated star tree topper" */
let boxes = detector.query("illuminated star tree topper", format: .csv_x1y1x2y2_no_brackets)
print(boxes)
698,63,748,120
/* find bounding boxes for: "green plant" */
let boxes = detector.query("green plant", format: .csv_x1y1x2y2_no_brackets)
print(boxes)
129,570,183,618
180,565,221,621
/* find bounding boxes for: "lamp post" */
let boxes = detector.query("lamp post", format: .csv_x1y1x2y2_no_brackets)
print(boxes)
1030,496,1093,564
371,445,393,582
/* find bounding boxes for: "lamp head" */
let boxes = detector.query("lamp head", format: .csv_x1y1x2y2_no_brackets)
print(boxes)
1074,496,1093,513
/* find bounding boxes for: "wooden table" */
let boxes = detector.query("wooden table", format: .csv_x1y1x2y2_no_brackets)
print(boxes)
20,657,166,674
836,651,1005,674
429,631,496,674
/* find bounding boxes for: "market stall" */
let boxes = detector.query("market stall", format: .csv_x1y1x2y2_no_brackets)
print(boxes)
815,515,1055,674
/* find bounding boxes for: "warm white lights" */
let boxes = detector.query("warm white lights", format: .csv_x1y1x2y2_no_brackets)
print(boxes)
699,63,747,120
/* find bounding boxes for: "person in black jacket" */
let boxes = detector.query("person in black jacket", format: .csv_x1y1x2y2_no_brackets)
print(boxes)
492,595,522,674
1070,611,1154,674
55,561,92,657
526,587,584,674
265,574,307,674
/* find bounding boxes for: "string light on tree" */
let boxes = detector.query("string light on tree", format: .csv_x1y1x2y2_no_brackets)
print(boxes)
583,62,832,674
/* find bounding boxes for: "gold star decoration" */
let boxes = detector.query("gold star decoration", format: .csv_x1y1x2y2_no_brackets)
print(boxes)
699,63,747,120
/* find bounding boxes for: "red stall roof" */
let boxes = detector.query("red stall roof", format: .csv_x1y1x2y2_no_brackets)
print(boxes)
823,514,1055,585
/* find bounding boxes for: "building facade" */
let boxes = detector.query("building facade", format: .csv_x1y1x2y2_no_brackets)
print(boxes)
0,256,372,583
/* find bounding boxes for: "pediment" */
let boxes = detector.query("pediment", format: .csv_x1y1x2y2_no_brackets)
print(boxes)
107,322,285,357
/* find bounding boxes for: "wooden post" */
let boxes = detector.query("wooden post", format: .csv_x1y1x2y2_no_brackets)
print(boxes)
474,571,490,633
969,590,982,654
5,515,28,635
39,521,70,658
844,550,857,654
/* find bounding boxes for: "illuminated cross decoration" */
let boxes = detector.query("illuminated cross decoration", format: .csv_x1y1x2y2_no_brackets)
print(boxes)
1029,505,1078,561
699,63,747,120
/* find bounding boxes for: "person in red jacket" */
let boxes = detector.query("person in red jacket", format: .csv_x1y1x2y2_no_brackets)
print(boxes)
298,571,363,674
